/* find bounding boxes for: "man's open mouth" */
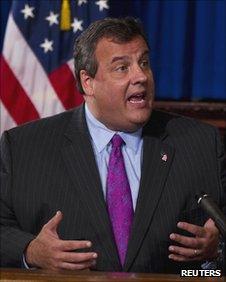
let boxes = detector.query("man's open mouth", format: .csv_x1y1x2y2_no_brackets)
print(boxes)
127,92,146,103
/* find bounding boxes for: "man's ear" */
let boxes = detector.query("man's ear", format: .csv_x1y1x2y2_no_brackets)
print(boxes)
80,70,94,96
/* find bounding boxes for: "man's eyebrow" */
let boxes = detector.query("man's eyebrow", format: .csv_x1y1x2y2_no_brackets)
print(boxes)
140,50,150,58
110,50,150,64
111,56,129,64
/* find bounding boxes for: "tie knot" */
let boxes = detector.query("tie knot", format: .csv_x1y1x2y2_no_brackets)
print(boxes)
111,134,124,148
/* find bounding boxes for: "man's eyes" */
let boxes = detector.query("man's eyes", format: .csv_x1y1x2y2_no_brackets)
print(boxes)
115,65,128,72
140,60,150,68
113,60,150,72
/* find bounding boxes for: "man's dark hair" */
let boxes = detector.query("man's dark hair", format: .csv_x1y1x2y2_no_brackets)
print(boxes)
73,17,148,94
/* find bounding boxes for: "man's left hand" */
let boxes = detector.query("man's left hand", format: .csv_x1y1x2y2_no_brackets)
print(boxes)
168,218,219,262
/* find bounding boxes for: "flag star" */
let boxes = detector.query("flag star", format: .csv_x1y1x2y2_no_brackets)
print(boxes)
71,18,83,33
21,4,35,19
40,38,54,53
46,11,59,26
78,0,87,6
95,0,109,11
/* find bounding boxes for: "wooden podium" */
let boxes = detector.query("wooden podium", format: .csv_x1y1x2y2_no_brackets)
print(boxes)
0,269,225,282
154,101,226,148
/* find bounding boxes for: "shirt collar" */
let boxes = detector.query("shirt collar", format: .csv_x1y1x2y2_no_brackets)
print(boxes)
85,103,142,153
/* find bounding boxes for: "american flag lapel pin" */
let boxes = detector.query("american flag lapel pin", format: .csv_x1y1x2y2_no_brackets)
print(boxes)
161,153,167,162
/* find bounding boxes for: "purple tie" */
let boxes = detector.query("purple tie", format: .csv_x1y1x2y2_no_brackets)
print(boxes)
106,134,134,265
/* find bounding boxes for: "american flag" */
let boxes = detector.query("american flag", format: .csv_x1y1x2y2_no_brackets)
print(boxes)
0,0,109,134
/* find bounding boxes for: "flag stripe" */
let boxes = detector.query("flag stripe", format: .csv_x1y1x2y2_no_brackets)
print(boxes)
3,14,65,118
67,59,75,74
1,1,108,133
0,102,17,134
49,63,84,110
0,55,40,124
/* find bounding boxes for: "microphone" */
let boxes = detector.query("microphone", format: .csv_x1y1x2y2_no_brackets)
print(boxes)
196,193,226,238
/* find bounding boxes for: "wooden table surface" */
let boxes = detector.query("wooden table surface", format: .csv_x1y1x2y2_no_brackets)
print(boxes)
0,268,225,282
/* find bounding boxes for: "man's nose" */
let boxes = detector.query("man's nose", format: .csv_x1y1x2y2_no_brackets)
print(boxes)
130,65,148,85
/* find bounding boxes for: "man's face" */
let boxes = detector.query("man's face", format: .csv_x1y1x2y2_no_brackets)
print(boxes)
83,36,154,132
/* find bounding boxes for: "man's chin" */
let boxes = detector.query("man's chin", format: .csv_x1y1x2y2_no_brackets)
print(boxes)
103,109,152,132
124,115,152,132
131,109,152,125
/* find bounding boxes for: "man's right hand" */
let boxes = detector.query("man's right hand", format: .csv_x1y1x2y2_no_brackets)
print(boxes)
25,211,98,270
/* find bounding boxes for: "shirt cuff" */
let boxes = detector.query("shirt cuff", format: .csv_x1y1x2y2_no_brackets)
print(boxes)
201,240,225,270
22,253,36,269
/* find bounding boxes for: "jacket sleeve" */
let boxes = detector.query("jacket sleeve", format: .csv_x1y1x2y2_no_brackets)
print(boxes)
0,131,35,267
215,127,226,274
216,129,226,213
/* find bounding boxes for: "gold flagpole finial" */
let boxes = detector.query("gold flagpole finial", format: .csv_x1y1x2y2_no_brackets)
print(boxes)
60,0,71,31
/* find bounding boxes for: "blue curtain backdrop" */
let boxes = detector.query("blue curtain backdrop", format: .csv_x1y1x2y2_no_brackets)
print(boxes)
1,0,225,101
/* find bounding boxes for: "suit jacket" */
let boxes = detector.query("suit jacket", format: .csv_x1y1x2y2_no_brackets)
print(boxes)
1,105,225,273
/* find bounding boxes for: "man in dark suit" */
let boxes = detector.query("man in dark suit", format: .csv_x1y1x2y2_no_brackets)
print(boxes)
1,17,225,273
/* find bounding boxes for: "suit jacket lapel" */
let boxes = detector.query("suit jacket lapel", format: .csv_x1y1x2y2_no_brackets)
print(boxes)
61,105,121,270
124,112,175,271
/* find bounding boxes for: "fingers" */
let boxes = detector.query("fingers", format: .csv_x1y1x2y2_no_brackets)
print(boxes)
176,222,206,237
48,250,98,270
60,259,96,270
169,221,208,250
169,245,201,261
43,211,63,233
169,253,197,262
59,251,98,263
169,220,220,262
61,240,92,251
169,233,202,248
168,232,203,262
25,211,99,270
26,236,98,270
204,218,219,234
